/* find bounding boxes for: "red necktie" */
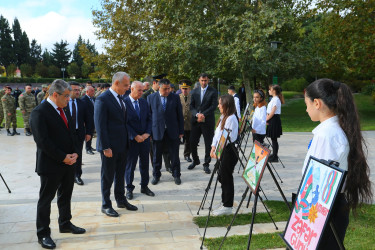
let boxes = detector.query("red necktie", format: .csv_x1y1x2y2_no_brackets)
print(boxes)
57,107,69,128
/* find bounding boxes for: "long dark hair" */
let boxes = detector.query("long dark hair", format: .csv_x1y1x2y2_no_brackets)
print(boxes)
269,85,285,104
305,78,372,213
219,95,236,130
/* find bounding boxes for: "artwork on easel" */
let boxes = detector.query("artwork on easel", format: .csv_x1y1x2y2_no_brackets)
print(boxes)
282,156,346,250
242,140,270,194
239,107,254,134
215,129,228,159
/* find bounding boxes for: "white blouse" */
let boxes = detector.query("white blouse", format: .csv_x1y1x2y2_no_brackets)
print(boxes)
302,116,349,175
233,95,241,119
252,106,267,135
266,96,281,114
212,114,238,147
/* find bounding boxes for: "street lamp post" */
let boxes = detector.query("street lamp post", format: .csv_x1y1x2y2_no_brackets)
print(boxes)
61,67,66,80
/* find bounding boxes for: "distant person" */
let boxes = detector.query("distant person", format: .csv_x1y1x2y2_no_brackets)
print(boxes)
251,90,267,144
2,86,20,136
143,81,150,91
0,86,6,127
19,83,37,136
179,79,193,162
37,85,48,104
12,87,22,108
81,86,96,155
238,83,246,110
227,85,241,119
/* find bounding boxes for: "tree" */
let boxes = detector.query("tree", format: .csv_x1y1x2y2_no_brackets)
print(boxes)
67,62,81,78
42,49,53,67
0,15,15,67
51,40,71,68
12,18,30,66
48,65,61,78
35,62,48,77
72,35,84,67
20,63,32,77
29,39,42,68
6,64,17,77
81,62,93,78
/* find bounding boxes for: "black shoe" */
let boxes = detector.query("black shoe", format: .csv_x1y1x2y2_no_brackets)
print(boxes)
25,128,32,136
117,199,138,211
151,177,160,185
174,177,181,185
269,155,279,162
184,156,192,162
188,160,200,170
141,186,155,196
204,166,211,174
90,147,96,151
74,176,84,185
7,129,13,136
38,236,56,249
101,207,119,217
165,167,172,173
59,223,86,234
86,149,95,155
126,190,133,200
13,129,20,135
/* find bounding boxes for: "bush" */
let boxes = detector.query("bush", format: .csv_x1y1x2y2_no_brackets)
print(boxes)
346,80,373,93
372,92,375,104
281,78,308,92
361,84,375,95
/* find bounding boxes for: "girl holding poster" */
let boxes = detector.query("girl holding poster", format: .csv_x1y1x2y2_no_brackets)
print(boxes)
304,78,372,248
210,95,239,216
251,89,267,144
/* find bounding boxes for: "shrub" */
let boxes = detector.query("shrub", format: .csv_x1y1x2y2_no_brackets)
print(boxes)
361,84,375,95
281,78,308,92
346,80,372,93
372,92,375,104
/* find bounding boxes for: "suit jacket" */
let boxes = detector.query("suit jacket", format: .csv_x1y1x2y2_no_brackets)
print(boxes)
179,93,192,131
30,101,79,175
189,85,218,125
94,89,128,153
141,88,156,100
65,98,93,142
147,92,184,141
124,96,151,140
238,86,246,99
81,95,95,135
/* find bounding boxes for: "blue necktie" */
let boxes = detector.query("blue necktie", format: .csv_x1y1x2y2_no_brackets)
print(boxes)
134,100,140,118
162,97,166,111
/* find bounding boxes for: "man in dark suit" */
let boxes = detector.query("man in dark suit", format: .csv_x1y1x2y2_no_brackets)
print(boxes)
124,81,154,200
81,86,96,155
238,83,246,111
30,79,85,249
147,78,184,185
94,72,137,218
188,73,218,174
66,82,93,186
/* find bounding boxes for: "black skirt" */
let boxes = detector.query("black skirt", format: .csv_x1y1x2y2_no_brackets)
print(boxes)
266,114,282,138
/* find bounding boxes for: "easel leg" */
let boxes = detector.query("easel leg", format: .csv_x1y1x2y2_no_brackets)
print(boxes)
247,190,260,250
266,163,291,211
330,221,345,250
197,161,219,215
0,173,11,193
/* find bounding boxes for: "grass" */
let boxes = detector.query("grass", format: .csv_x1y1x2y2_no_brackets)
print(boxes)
202,202,375,249
194,200,291,228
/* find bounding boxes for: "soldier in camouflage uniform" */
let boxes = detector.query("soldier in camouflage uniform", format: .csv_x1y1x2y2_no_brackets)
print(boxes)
1,86,19,136
18,84,37,136
0,86,5,129
37,84,48,104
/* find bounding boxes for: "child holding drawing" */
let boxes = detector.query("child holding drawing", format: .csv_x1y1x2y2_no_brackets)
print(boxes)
303,78,372,248
251,89,267,144
210,95,239,216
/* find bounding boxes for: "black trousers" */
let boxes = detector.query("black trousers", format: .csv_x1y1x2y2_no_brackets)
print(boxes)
85,138,92,151
190,121,214,166
75,134,84,178
252,133,266,144
217,144,238,207
36,167,75,239
183,130,191,157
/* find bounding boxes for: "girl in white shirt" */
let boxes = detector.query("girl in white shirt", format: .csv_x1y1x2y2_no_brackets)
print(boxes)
210,95,239,216
266,85,284,162
304,78,372,248
251,89,267,143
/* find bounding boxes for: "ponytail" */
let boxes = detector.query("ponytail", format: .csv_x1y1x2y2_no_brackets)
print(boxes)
305,79,373,214
270,85,285,104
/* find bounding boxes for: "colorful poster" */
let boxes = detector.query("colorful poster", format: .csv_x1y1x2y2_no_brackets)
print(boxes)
239,108,254,134
282,157,345,250
215,129,228,159
242,141,270,194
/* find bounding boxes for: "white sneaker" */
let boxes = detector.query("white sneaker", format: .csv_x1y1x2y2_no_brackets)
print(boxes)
211,202,223,210
212,205,233,216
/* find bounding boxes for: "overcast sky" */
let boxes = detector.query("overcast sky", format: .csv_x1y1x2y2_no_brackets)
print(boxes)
0,0,105,53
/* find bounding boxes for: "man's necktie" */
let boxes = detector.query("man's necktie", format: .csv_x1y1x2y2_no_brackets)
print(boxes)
89,97,94,105
134,100,140,118
71,99,76,129
57,107,68,128
184,96,187,103
201,88,206,102
162,97,166,111
118,95,126,119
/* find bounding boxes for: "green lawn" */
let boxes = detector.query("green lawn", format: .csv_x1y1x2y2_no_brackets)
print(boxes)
202,202,375,249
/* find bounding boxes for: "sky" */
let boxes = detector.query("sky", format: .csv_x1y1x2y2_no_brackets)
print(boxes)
0,0,105,53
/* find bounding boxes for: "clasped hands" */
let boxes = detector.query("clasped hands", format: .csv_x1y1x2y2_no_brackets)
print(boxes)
197,113,205,123
135,133,150,143
63,153,78,165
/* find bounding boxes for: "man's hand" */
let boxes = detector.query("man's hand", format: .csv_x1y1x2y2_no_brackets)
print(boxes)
141,133,150,141
197,113,205,123
63,154,78,165
210,146,217,159
103,148,113,158
85,134,92,142
251,129,256,133
135,135,144,143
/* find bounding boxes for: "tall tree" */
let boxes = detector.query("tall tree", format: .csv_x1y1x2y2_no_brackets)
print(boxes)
51,40,71,69
0,15,15,67
12,18,30,66
42,49,53,66
72,35,84,67
29,39,42,68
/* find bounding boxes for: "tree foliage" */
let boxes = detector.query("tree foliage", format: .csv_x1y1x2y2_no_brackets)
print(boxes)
51,40,71,68
29,39,42,68
0,15,15,67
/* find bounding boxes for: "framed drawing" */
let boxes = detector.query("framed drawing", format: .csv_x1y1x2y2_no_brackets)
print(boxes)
239,109,254,134
215,129,229,159
282,156,346,250
242,140,270,194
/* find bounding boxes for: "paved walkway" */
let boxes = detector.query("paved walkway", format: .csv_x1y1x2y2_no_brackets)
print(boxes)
0,130,374,249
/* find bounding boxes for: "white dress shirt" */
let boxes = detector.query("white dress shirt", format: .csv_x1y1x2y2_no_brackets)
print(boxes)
47,97,60,115
267,96,281,114
201,86,208,102
302,116,349,175
128,95,139,110
232,94,241,119
252,106,267,135
211,114,238,147
109,88,125,110
68,98,78,129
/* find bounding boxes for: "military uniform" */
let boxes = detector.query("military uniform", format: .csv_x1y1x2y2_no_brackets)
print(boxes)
141,88,156,100
0,89,5,128
179,81,192,161
2,91,18,135
18,92,37,135
94,90,103,98
37,91,46,104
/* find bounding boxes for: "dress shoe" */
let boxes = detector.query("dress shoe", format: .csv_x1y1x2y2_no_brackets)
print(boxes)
151,176,160,185
59,223,86,234
7,129,13,136
174,177,181,185
74,176,84,185
117,199,138,211
90,147,96,151
12,129,20,135
204,166,211,174
188,160,200,170
141,186,155,196
165,167,172,173
126,190,133,200
184,156,192,162
101,207,119,217
86,149,94,155
38,236,56,249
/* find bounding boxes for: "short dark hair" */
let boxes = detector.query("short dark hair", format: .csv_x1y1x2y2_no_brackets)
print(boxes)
97,83,102,88
103,83,111,88
159,78,171,86
25,83,32,87
68,81,80,86
199,73,209,79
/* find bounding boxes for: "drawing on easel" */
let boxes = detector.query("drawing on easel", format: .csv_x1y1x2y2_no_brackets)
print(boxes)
215,129,228,159
282,156,346,250
242,140,270,194
239,108,254,134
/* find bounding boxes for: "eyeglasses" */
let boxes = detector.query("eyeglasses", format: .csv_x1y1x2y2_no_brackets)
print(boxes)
57,93,70,98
